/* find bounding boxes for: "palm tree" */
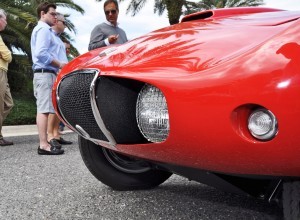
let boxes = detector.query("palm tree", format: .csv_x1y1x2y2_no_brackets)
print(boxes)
96,0,264,25
1,0,36,55
0,0,84,56
191,0,264,12
0,0,84,95
121,0,189,24
96,0,198,25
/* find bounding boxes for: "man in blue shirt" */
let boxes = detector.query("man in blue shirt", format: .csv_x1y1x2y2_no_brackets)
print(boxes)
31,2,66,155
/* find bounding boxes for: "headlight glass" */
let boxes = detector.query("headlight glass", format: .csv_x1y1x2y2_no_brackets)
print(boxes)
136,84,169,143
248,108,278,141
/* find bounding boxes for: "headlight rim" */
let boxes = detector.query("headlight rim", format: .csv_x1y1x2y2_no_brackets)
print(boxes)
248,108,278,141
136,84,170,143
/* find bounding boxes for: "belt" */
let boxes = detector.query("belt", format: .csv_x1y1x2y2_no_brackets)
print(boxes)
33,68,56,75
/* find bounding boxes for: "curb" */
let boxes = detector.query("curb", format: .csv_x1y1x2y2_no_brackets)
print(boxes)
2,125,73,137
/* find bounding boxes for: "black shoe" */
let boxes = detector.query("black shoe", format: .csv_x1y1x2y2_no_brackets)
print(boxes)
56,137,73,145
48,139,62,149
38,146,64,155
0,138,13,146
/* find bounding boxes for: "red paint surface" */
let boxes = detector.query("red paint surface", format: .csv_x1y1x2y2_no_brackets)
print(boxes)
53,8,300,177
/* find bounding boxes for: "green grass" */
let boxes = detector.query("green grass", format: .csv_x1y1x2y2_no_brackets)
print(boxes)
4,95,36,125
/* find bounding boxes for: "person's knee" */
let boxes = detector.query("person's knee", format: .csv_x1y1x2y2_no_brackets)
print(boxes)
7,102,14,111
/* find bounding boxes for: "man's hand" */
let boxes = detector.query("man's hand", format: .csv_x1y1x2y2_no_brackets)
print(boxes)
59,62,67,69
108,34,119,44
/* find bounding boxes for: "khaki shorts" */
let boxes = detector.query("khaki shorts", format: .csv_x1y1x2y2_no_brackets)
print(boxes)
33,72,56,114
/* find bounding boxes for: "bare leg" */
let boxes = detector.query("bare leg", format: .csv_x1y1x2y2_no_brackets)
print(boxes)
37,112,50,150
52,115,61,139
47,113,61,141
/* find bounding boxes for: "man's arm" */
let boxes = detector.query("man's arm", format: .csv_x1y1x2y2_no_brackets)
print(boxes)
0,36,12,63
33,28,65,69
34,28,54,65
88,25,107,51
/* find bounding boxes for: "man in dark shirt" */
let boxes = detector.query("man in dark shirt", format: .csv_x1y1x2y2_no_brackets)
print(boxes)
88,0,128,51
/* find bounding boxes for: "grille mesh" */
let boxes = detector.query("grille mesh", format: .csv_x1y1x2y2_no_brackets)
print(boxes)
57,70,107,141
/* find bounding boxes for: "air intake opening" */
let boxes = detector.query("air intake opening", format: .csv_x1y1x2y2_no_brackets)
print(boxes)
181,11,213,22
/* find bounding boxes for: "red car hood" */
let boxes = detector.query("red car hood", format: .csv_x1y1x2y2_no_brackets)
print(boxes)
63,8,300,77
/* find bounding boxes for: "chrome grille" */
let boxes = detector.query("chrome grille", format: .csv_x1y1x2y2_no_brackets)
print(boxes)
57,70,108,141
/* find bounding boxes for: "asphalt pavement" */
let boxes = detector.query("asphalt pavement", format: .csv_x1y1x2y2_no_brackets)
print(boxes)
0,127,283,219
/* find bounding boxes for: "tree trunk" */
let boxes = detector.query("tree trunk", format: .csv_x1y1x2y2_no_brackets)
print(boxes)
165,0,185,25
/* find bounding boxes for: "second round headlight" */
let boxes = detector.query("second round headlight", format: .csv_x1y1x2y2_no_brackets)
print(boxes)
248,108,278,141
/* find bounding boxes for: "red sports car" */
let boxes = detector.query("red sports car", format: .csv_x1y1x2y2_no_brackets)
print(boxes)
53,7,300,219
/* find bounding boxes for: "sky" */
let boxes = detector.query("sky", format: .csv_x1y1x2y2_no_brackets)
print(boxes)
58,0,300,55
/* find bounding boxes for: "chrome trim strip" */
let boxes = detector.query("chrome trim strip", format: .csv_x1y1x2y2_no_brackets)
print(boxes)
75,125,90,138
90,71,117,147
56,69,116,147
75,125,110,147
268,179,282,203
56,73,77,132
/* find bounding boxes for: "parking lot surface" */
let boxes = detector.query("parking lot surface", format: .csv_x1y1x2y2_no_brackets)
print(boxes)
0,131,282,219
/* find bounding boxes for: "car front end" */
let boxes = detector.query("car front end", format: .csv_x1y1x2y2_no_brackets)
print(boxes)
53,7,300,219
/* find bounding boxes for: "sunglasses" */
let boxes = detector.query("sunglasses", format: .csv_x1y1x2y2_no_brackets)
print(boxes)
105,10,117,15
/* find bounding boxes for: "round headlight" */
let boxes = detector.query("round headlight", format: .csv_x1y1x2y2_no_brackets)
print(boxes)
136,84,169,143
248,109,278,141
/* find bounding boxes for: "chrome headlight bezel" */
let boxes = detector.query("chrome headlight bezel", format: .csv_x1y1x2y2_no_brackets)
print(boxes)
248,108,278,141
136,84,170,143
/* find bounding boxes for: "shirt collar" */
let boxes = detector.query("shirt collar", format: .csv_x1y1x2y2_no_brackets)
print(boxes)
51,28,60,36
38,20,51,29
104,20,119,27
